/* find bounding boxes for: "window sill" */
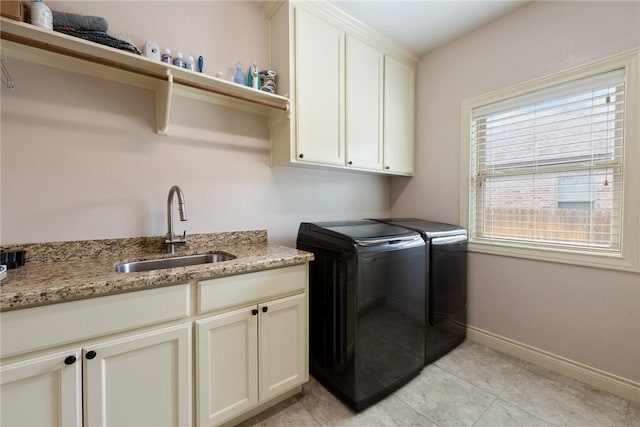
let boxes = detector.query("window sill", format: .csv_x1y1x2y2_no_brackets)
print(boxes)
468,240,639,273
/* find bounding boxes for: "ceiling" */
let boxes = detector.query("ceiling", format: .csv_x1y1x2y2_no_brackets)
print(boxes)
333,0,527,55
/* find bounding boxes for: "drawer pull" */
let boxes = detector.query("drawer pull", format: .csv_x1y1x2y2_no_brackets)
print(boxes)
64,355,77,365
86,350,97,360
251,309,258,316
262,306,268,313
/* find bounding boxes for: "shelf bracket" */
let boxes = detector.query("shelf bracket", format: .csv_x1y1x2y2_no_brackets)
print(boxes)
156,69,173,135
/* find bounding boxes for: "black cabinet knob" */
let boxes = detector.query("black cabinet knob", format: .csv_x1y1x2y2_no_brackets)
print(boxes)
64,355,77,365
299,153,304,159
262,306,268,313
385,166,390,170
348,161,353,165
86,350,97,360
251,309,258,316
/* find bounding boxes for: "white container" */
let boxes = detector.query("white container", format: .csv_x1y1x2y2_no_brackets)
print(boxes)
173,52,185,68
161,48,172,64
31,0,53,30
186,56,195,71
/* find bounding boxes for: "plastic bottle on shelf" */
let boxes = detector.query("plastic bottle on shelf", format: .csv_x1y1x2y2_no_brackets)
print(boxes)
247,62,259,89
186,56,195,71
161,49,172,64
30,0,53,30
173,52,185,68
233,62,244,84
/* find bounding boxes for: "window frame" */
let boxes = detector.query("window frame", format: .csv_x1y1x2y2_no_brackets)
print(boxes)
460,48,640,273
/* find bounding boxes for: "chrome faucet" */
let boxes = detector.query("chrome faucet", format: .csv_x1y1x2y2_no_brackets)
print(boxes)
165,185,187,253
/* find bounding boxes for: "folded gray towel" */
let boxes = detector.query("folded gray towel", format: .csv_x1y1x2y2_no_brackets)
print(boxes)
52,10,108,32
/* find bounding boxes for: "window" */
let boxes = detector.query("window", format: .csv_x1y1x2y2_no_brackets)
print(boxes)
460,49,640,272
556,175,596,211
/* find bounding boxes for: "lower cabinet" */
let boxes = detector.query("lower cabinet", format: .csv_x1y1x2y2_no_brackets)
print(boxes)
0,264,309,427
0,348,82,426
196,293,307,426
84,323,192,427
0,323,192,427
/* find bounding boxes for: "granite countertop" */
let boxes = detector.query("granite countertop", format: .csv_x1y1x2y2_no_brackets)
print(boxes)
0,230,313,312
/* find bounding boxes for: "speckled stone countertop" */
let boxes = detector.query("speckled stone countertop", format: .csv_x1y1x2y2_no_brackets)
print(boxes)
0,230,313,312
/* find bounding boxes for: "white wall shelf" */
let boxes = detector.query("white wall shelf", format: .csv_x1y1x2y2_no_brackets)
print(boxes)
0,17,290,134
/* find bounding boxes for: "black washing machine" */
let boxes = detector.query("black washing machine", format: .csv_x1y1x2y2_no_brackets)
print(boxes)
297,220,426,411
373,218,467,364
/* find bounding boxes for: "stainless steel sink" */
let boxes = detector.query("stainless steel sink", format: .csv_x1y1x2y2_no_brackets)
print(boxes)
115,253,236,273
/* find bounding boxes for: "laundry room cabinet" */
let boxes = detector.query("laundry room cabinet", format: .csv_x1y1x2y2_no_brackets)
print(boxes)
196,293,306,426
83,324,192,427
195,264,309,426
0,284,193,427
0,348,83,426
0,323,192,427
1,264,309,427
383,55,416,175
346,35,384,171
265,0,418,176
294,6,345,166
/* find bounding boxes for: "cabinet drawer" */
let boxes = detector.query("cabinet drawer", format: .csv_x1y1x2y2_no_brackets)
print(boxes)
198,265,307,314
1,284,190,358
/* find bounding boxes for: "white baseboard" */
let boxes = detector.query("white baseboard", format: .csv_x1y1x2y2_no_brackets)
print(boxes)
466,325,640,403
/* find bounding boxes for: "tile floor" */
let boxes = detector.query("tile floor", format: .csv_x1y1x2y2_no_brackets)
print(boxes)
240,341,640,427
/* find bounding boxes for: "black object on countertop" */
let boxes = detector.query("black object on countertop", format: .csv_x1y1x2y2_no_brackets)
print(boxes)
0,249,26,269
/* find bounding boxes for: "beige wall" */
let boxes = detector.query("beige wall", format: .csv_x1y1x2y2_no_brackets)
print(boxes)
391,1,640,381
0,1,390,246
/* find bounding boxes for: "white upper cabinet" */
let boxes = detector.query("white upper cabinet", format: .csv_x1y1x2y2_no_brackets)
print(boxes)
384,56,416,175
295,7,345,166
266,0,417,176
346,36,384,171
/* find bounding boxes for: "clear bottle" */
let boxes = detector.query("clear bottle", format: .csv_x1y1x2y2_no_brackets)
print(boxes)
31,0,52,30
233,62,244,84
161,49,172,64
173,52,185,68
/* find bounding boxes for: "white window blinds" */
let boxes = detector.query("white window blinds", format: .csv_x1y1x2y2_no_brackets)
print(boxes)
469,69,625,252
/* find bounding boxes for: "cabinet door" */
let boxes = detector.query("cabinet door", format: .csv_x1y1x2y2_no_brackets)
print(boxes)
196,306,258,426
346,36,384,171
259,293,307,402
384,55,416,175
295,6,345,165
84,323,192,427
0,349,82,427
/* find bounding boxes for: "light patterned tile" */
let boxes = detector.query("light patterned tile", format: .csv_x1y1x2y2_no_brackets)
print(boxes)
499,364,628,426
626,401,640,426
394,364,496,426
248,401,320,427
434,340,526,396
474,398,554,427
330,395,439,427
299,376,356,425
522,363,630,410
236,393,304,426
